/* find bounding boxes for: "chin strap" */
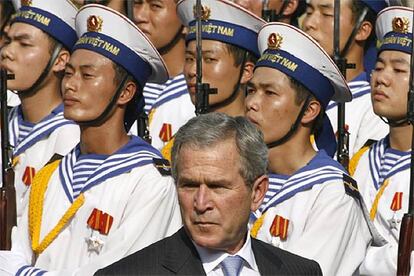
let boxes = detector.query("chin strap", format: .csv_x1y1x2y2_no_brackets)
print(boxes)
380,116,409,127
158,26,184,55
266,96,311,148
209,51,247,111
76,75,129,127
18,43,63,97
261,0,289,22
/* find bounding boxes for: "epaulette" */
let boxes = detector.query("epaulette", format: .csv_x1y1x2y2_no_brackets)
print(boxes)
363,139,377,148
349,140,376,176
153,158,171,176
46,154,64,165
343,173,360,200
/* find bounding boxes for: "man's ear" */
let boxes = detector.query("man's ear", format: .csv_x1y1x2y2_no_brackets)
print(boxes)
282,0,300,17
240,60,255,85
250,175,269,212
52,48,70,73
118,80,137,106
301,99,321,125
355,21,373,42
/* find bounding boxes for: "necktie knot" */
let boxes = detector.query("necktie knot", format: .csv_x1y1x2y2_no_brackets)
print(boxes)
221,255,244,276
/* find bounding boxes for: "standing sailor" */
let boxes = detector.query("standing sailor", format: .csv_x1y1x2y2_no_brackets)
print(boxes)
246,22,381,275
0,0,80,222
128,0,195,153
148,0,266,161
303,0,388,158
0,4,181,275
350,6,413,275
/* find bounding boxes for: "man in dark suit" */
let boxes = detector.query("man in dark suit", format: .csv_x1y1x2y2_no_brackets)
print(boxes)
96,113,322,275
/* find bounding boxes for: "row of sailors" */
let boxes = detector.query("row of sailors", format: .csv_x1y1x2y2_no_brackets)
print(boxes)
0,0,411,275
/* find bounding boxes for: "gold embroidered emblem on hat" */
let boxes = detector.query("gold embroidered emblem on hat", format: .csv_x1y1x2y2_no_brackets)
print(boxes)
87,15,103,32
392,16,409,34
21,0,32,6
193,4,211,21
267,33,283,50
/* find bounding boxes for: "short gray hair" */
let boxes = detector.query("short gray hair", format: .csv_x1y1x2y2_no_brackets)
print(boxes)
171,112,268,187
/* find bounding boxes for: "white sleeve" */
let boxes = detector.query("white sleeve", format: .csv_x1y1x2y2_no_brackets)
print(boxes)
0,205,34,275
284,182,372,276
359,239,397,275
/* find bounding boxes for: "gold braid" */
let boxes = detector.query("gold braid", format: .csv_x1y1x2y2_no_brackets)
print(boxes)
29,160,85,255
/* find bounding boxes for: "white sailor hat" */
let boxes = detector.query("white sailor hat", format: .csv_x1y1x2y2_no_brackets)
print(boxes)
73,4,168,87
376,6,413,55
177,0,266,57
11,0,78,50
73,4,168,130
255,23,352,157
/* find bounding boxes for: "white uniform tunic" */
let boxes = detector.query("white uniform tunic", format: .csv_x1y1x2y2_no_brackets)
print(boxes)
0,136,182,276
7,104,80,222
147,73,195,151
353,137,410,275
326,72,388,158
252,150,373,276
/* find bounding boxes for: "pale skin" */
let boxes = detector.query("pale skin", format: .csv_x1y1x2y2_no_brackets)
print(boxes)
0,22,69,124
176,139,268,254
370,50,413,152
303,0,373,81
62,49,136,155
246,67,321,175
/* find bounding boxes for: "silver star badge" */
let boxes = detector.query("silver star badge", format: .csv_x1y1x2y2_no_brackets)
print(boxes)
86,236,104,253
388,214,401,230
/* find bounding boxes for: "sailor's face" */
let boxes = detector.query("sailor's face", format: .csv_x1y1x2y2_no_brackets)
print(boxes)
62,49,117,122
302,0,354,56
245,67,302,144
0,22,52,91
184,40,243,107
370,50,410,121
132,0,183,50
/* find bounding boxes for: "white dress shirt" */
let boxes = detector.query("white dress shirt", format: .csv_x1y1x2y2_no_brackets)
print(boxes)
193,232,260,276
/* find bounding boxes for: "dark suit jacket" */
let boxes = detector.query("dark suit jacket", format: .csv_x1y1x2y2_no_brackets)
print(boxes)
96,228,322,275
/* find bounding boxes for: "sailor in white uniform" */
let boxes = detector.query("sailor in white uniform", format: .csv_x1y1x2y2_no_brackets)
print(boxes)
146,73,194,153
0,4,182,275
147,0,266,161
123,0,194,154
245,22,383,275
303,0,388,158
349,6,413,275
0,0,80,222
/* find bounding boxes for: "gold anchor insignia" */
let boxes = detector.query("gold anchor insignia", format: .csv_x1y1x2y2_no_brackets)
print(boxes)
87,15,103,32
267,33,283,50
193,4,211,21
392,17,409,34
21,0,32,6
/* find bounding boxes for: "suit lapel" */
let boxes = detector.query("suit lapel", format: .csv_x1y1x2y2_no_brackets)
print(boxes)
251,238,283,275
161,228,206,275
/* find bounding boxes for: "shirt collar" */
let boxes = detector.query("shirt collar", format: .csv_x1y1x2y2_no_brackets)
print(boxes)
192,231,259,274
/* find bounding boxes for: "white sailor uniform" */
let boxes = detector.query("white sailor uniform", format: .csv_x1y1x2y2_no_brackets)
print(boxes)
352,137,410,275
147,73,195,151
326,72,388,158
2,136,182,275
251,150,373,276
8,104,79,223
